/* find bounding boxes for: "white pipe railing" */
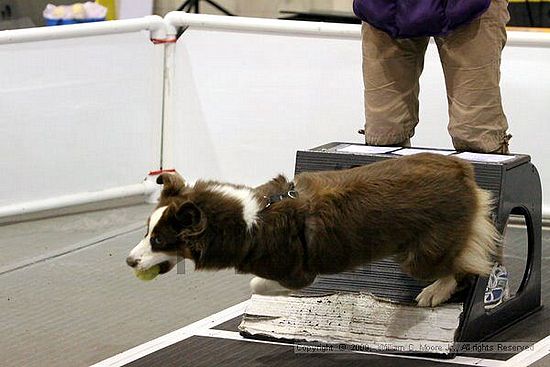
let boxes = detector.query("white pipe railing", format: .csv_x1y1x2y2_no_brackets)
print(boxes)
0,15,168,44
507,29,550,48
164,11,550,48
164,11,359,39
0,180,158,220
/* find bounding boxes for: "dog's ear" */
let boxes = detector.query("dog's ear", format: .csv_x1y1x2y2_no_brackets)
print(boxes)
175,201,206,235
157,172,186,197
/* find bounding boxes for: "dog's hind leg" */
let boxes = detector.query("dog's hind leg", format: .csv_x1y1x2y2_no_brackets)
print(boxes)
250,277,292,296
415,275,458,307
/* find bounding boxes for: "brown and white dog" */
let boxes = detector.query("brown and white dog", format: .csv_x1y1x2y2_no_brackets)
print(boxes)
126,153,500,307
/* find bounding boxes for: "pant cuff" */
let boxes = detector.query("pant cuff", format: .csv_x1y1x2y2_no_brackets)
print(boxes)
365,132,412,147
452,133,511,154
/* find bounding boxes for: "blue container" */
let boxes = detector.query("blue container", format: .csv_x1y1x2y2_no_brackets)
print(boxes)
44,17,105,26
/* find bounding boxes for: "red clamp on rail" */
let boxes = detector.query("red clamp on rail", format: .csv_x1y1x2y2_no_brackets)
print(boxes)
151,37,177,45
149,168,177,176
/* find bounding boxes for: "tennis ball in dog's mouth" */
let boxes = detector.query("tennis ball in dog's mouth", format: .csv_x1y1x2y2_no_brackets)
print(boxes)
135,265,161,281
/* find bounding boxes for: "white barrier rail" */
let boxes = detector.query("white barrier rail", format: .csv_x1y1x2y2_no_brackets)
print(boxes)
164,11,359,39
164,11,550,47
0,15,169,44
0,12,543,47
0,181,158,221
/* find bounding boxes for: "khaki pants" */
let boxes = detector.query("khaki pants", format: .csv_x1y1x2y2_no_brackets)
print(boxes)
361,0,511,153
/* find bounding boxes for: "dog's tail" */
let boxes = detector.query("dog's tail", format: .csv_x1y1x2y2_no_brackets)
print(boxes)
455,188,501,276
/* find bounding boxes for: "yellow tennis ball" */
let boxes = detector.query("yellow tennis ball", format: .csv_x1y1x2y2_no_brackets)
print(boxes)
52,6,66,18
72,3,86,19
135,265,161,281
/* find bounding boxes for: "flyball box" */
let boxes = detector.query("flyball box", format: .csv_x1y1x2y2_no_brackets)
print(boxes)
239,143,542,355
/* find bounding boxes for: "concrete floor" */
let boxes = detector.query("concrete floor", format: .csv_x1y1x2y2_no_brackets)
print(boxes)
0,204,253,367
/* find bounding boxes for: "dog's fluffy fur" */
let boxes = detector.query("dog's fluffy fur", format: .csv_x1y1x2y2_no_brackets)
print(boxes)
127,153,500,307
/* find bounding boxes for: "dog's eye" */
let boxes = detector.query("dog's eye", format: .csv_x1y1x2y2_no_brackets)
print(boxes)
151,237,163,247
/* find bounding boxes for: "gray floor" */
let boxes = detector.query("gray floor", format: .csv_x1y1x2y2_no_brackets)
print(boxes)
0,205,254,367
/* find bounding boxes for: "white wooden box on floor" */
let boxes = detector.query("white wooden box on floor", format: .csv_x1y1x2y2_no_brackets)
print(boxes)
240,293,463,354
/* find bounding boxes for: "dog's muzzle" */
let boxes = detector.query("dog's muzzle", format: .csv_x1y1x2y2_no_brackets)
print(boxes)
126,238,178,274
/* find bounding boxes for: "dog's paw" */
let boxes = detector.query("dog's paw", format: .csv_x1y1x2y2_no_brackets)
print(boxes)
250,277,291,296
415,277,457,307
416,286,448,307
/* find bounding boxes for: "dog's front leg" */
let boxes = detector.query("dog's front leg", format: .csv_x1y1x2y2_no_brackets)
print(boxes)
249,272,316,296
277,272,316,290
250,277,292,296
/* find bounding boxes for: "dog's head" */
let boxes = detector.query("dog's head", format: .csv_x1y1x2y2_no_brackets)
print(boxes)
126,172,207,280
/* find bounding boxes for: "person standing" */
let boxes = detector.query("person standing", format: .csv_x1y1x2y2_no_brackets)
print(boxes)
354,0,512,154
354,0,512,308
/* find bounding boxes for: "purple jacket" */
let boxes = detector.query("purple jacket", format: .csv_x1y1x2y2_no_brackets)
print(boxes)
353,0,491,38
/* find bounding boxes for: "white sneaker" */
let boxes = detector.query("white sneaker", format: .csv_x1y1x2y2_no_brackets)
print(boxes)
484,263,510,309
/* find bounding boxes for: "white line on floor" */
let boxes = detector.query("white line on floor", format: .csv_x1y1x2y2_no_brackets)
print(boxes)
90,300,249,367
0,222,144,276
501,334,550,367
195,329,506,367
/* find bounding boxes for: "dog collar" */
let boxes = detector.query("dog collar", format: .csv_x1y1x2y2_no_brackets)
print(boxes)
263,184,298,209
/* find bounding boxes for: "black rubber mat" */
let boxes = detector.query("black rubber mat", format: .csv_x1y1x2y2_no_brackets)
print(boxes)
125,336,471,367
213,317,242,332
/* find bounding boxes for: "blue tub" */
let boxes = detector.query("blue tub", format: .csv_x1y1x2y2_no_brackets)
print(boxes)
45,17,105,26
